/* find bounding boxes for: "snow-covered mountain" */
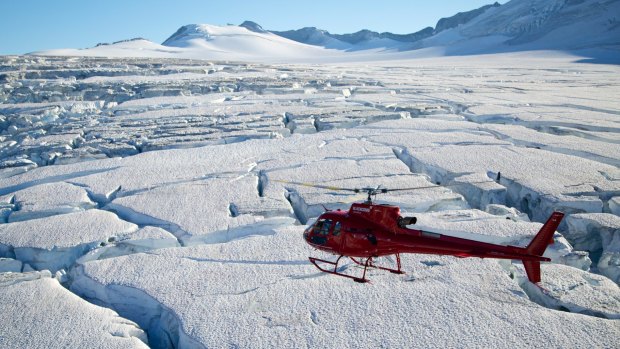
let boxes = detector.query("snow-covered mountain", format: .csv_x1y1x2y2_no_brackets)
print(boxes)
269,26,352,50
160,23,343,59
434,2,502,33
272,26,435,51
31,0,620,61
37,24,345,62
268,2,499,50
270,0,619,53
424,0,620,51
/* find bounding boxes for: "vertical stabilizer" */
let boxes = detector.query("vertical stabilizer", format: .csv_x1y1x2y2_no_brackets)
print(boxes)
523,260,542,283
526,212,564,256
523,212,564,283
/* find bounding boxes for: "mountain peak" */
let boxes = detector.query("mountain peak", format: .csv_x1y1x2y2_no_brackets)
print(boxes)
162,24,263,47
434,2,501,34
163,24,211,46
239,21,268,33
95,37,149,47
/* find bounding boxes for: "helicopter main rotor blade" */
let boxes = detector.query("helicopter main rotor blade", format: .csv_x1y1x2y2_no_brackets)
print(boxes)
385,179,496,193
336,192,369,204
271,179,360,193
273,173,500,197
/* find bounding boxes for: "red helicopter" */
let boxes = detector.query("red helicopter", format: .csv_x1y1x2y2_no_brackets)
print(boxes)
275,177,563,284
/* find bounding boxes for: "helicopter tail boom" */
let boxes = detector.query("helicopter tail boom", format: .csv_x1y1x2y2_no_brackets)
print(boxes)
522,211,564,283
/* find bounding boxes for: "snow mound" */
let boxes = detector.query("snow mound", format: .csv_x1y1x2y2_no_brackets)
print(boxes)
517,263,620,319
7,182,96,222
0,209,137,271
0,276,148,348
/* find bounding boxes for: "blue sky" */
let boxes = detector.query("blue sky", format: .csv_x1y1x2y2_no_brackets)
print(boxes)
1,0,505,54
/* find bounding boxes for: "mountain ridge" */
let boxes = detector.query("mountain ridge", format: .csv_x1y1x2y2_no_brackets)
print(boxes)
32,0,620,62
239,0,619,52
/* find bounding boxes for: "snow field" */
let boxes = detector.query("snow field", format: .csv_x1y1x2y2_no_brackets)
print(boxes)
0,53,619,347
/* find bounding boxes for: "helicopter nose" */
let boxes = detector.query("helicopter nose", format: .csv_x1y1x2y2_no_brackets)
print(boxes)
303,226,312,241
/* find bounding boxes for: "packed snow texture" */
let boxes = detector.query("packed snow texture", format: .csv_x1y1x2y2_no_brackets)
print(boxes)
5,181,96,222
0,52,619,348
0,274,148,348
516,263,620,319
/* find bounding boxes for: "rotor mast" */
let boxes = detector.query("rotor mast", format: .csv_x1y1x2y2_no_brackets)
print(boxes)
357,187,388,204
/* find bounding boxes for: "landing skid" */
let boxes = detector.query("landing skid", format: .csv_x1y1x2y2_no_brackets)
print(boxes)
309,253,405,283
350,254,405,275
309,256,369,283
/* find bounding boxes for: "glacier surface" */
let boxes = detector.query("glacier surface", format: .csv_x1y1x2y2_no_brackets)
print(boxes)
0,52,619,347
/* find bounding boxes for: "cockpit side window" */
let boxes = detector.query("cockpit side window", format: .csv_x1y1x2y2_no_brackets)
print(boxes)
333,221,341,236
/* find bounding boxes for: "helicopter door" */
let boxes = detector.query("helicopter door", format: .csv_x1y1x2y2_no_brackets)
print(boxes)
330,221,344,250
